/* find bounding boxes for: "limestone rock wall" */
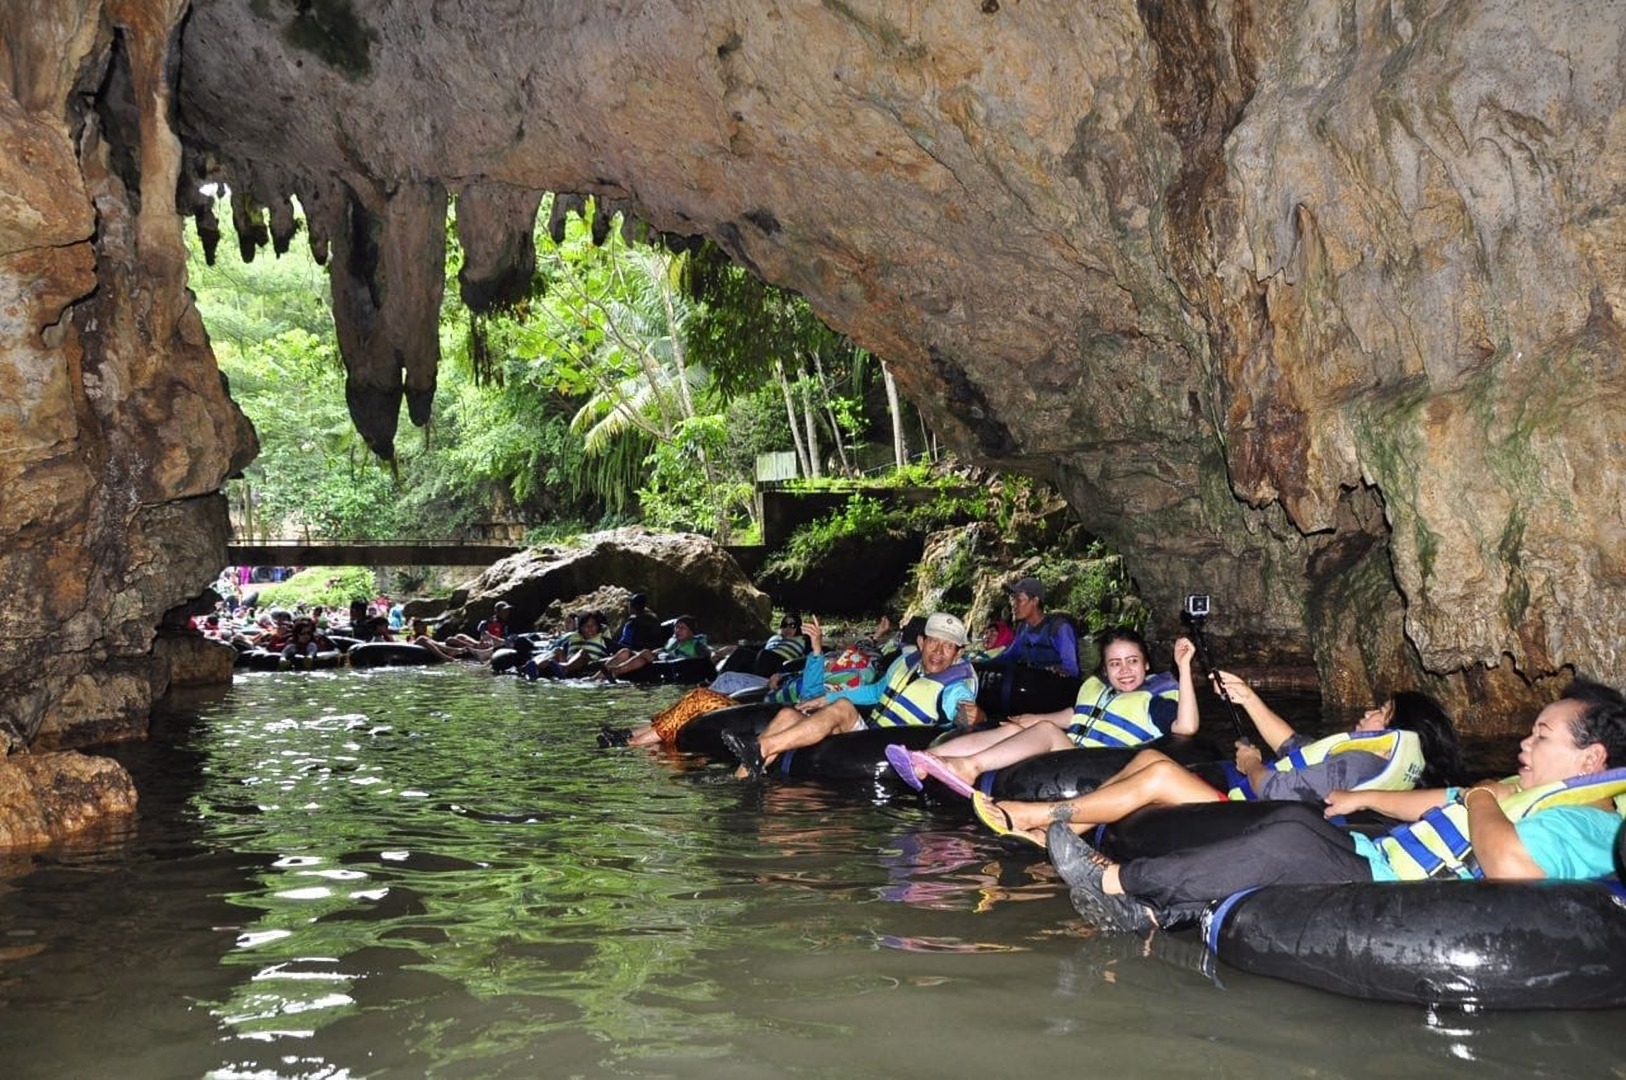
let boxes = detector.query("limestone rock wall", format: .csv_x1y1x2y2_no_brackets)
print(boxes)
5,1,1625,734
451,528,774,644
162,1,1626,722
0,1,256,749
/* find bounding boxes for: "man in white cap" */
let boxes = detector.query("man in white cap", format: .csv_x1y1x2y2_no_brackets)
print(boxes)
724,612,978,779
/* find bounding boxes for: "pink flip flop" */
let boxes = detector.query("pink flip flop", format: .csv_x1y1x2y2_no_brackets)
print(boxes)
884,744,923,791
911,750,978,799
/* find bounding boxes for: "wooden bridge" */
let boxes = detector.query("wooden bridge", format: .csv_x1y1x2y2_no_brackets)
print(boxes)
226,539,524,566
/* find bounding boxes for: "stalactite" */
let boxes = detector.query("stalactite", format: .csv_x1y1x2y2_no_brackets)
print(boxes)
267,190,298,255
326,180,447,456
229,188,268,263
329,184,400,458
547,192,585,243
391,181,446,428
455,181,542,313
193,200,220,264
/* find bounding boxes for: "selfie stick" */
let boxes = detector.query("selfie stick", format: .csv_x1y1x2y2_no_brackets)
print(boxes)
1183,610,1251,745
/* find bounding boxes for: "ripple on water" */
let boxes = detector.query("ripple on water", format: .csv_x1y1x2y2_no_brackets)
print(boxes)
2,668,1622,1080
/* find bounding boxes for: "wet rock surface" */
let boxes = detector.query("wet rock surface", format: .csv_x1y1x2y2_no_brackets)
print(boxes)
4,1,1626,739
445,528,773,644
0,752,139,852
1,1,255,755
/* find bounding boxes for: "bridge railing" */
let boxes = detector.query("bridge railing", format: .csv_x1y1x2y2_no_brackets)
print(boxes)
228,536,525,547
224,537,528,566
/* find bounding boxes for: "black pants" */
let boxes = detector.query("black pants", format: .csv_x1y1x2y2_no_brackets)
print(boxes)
1117,802,1375,926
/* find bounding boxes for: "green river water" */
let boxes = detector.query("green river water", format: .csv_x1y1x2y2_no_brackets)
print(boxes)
1,665,1621,1079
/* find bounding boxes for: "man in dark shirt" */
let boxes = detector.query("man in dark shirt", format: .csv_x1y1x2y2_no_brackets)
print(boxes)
616,593,665,651
989,578,1079,677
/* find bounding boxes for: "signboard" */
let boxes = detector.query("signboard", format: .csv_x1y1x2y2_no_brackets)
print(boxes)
755,451,799,483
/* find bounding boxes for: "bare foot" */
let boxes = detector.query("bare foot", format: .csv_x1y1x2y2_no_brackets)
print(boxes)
1001,799,1075,834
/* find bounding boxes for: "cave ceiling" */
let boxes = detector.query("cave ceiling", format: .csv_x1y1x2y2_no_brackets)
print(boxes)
86,0,1626,707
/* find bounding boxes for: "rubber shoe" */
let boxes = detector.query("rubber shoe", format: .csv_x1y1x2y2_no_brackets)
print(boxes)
721,730,765,779
1049,823,1155,934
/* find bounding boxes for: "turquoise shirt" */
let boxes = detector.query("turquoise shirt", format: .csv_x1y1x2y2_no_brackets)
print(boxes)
1356,805,1621,883
821,654,976,722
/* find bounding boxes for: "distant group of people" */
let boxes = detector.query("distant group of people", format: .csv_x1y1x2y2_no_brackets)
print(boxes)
198,593,406,660
216,563,1626,935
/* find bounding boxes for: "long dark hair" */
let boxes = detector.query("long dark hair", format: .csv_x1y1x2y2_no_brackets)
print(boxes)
1387,691,1465,787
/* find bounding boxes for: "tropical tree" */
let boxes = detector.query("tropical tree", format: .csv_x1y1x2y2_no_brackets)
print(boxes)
187,191,916,548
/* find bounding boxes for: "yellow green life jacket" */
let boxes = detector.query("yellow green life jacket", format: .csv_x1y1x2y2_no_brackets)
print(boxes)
562,631,611,661
1066,673,1179,749
1225,729,1425,800
659,634,708,660
871,655,977,728
764,632,809,663
1377,767,1626,881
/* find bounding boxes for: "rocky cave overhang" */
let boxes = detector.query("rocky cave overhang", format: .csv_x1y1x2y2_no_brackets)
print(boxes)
168,1,1626,703
9,0,1626,737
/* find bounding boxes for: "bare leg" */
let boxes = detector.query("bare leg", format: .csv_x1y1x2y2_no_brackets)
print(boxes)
558,649,600,676
415,636,467,661
930,724,1028,758
892,723,1021,781
995,756,1224,834
927,723,1073,785
605,650,655,677
738,699,862,777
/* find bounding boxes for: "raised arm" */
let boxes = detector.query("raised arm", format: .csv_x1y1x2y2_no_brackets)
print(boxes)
1169,637,1199,735
805,614,826,656
1210,670,1296,753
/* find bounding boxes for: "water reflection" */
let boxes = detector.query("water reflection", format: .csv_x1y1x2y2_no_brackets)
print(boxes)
0,668,1622,1080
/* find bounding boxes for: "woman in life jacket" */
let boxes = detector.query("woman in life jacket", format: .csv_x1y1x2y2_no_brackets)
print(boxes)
972,675,1462,847
1051,679,1626,933
601,615,710,679
892,628,1198,795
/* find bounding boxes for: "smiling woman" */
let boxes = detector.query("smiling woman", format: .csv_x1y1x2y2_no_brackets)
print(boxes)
899,628,1199,795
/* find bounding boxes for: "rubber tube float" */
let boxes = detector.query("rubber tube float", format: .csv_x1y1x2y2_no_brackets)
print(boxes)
1204,877,1626,1009
776,725,943,783
981,737,1231,801
347,642,444,668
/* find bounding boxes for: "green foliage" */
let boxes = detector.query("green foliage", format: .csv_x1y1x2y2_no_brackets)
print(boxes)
762,496,894,580
902,487,991,531
254,566,379,611
682,243,844,396
716,385,796,480
1048,551,1146,637
782,460,962,495
638,415,754,539
190,192,915,548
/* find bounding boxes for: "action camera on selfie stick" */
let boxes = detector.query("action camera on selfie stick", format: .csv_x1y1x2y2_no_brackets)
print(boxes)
1181,595,1252,746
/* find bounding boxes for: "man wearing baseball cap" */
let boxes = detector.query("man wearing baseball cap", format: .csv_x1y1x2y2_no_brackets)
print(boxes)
723,611,978,779
993,578,1079,678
